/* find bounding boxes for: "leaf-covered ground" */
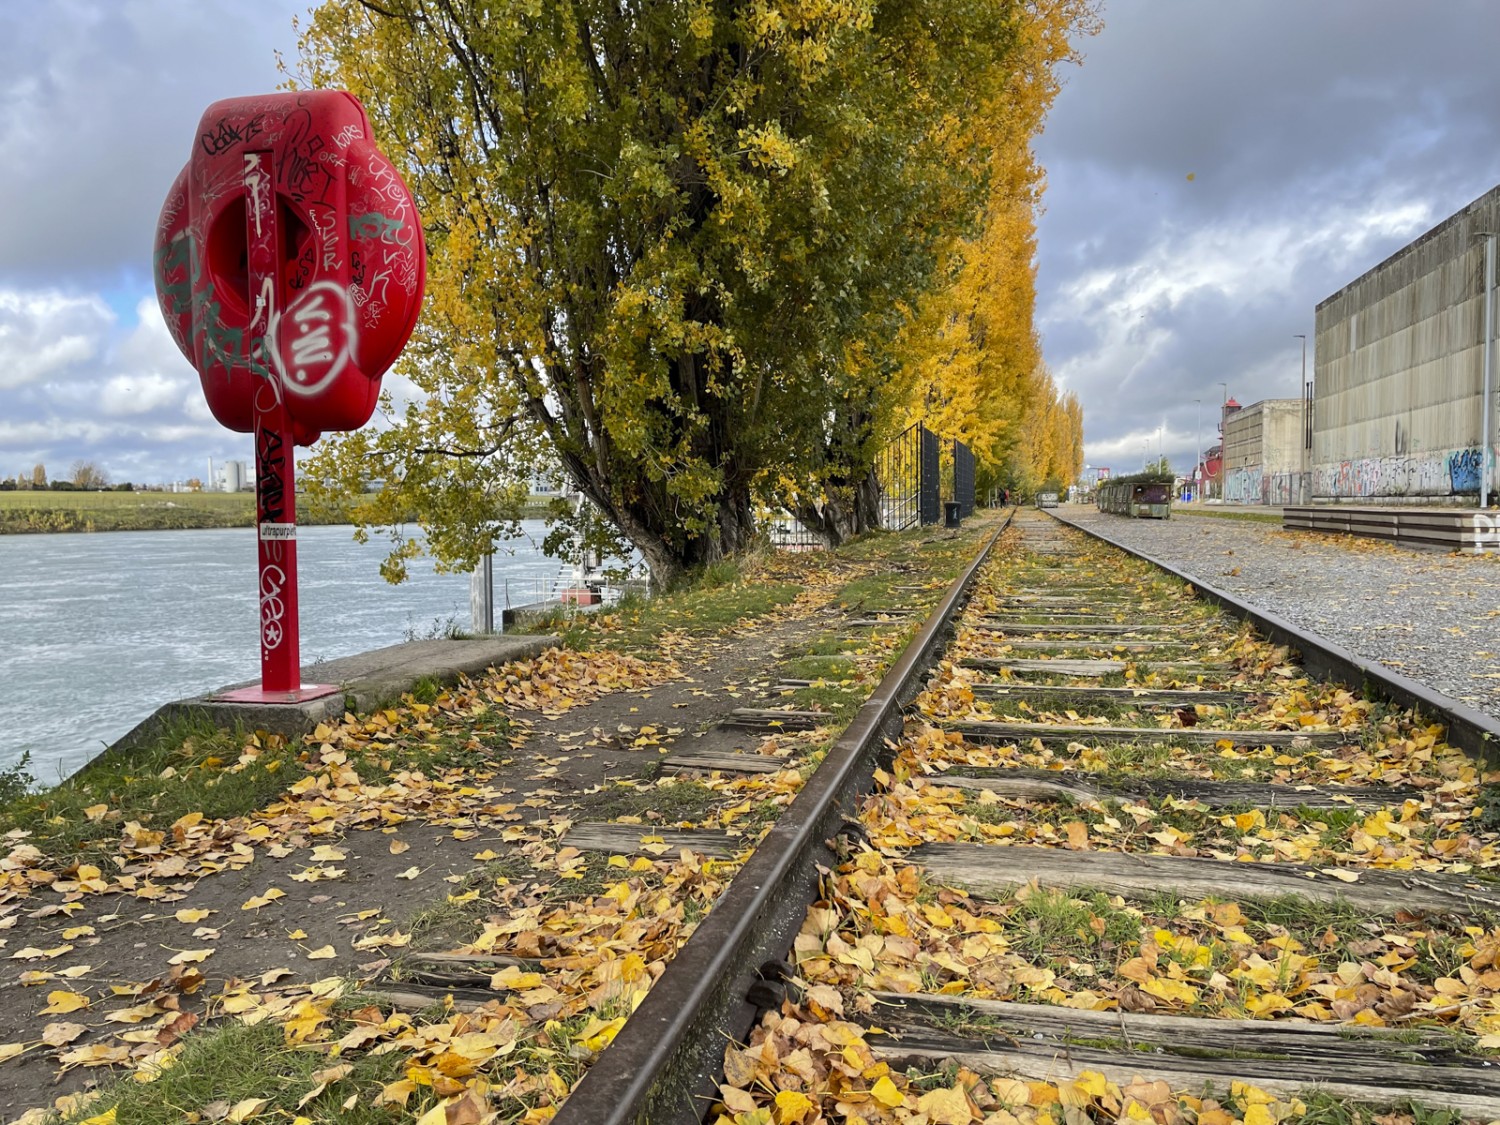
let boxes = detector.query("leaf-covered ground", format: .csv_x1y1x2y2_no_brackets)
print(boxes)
0,519,995,1123
707,512,1500,1125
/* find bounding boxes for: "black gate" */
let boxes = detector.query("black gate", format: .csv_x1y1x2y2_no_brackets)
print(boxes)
953,440,975,518
919,426,941,526
875,424,923,531
876,424,974,528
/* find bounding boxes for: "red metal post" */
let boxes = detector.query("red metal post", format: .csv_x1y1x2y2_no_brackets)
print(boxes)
246,151,302,695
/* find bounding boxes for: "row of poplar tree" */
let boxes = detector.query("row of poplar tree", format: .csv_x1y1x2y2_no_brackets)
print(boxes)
297,0,1096,588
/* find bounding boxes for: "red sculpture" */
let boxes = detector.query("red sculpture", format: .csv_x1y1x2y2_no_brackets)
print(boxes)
154,92,425,699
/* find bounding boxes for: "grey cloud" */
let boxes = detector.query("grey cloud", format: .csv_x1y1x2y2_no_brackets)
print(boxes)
0,0,301,287
1036,0,1500,471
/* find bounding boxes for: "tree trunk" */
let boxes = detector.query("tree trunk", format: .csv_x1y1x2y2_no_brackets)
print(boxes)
789,493,857,549
854,468,881,533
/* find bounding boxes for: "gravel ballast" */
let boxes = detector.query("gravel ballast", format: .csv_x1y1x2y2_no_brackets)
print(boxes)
1055,506,1500,722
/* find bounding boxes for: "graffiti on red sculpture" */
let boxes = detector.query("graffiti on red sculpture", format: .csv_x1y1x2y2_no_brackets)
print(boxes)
153,91,425,447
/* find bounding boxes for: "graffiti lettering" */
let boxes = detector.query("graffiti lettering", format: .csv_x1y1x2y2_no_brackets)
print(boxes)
199,113,265,156
288,241,317,292
353,264,392,309
259,564,287,651
278,110,333,205
1313,451,1463,500
1449,447,1483,494
1475,513,1500,555
256,427,286,524
347,211,410,245
152,232,194,317
201,294,245,374
243,154,272,239
312,208,339,271
270,280,355,397
332,123,361,150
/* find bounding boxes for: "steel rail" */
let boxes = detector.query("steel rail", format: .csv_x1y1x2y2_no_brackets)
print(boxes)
552,512,1014,1125
1050,511,1500,763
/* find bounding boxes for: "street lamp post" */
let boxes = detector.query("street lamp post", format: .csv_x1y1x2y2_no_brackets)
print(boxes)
1484,235,1495,509
1295,332,1308,446
1194,398,1202,500
1215,382,1228,498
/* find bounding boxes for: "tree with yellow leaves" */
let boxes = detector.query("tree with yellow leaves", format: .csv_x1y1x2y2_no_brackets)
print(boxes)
895,0,1097,501
296,0,1081,586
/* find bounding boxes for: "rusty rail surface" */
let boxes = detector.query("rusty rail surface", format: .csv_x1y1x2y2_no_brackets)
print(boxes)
551,511,1015,1125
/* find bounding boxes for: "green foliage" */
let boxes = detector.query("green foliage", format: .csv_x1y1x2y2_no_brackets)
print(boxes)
0,753,33,805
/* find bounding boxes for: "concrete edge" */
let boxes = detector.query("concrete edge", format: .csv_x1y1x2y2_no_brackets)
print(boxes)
73,635,561,783
1049,511,1500,765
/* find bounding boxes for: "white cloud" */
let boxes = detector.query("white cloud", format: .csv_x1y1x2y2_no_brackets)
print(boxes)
115,297,193,376
0,289,112,389
99,371,191,415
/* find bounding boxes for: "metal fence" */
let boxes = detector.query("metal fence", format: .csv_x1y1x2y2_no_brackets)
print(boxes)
767,514,827,552
875,423,974,528
875,423,924,530
953,440,975,518
919,427,941,526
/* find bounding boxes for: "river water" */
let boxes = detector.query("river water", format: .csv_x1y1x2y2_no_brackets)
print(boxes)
0,522,566,783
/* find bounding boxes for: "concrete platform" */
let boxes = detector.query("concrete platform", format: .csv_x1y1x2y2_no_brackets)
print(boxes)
1283,505,1499,553
97,635,558,770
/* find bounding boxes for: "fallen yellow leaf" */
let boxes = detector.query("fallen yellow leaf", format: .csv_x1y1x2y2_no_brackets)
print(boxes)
41,990,90,1014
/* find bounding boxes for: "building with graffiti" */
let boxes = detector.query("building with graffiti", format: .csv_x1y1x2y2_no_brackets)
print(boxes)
1223,398,1309,505
1312,182,1498,504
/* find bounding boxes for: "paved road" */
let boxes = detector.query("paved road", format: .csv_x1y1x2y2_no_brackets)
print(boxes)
1056,506,1500,722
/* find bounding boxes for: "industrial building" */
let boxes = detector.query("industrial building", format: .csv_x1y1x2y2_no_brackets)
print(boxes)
1222,398,1309,505
1311,183,1498,505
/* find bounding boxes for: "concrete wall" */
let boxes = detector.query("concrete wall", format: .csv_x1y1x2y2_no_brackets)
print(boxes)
1223,399,1308,505
1312,183,1498,504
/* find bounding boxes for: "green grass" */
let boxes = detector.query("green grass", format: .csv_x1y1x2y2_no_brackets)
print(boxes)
0,718,300,865
517,554,804,654
57,1018,422,1125
569,778,723,824
58,993,609,1124
0,489,557,534
1290,1092,1460,1125
1004,887,1141,961
0,489,360,533
835,574,917,614
0,690,513,867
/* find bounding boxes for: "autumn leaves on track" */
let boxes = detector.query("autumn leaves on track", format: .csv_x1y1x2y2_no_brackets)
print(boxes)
714,510,1500,1125
0,519,991,1124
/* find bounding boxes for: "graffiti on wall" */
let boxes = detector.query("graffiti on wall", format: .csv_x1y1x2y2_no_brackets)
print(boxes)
1449,448,1483,493
1223,467,1307,505
1313,447,1487,500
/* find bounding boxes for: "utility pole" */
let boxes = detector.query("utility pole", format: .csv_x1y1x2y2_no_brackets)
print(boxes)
1215,381,1228,498
1295,334,1309,501
1484,234,1495,509
1194,398,1202,500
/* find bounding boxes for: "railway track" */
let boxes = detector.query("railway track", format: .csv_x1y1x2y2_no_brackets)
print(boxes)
435,511,1500,1122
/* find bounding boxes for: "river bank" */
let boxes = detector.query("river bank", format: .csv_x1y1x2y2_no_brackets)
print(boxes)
0,491,555,534
0,521,570,780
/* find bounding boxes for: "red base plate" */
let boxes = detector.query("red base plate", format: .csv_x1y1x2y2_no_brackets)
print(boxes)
210,684,342,705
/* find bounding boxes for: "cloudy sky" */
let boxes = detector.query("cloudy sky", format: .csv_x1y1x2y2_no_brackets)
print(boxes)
3,1,1499,485
1035,0,1500,474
